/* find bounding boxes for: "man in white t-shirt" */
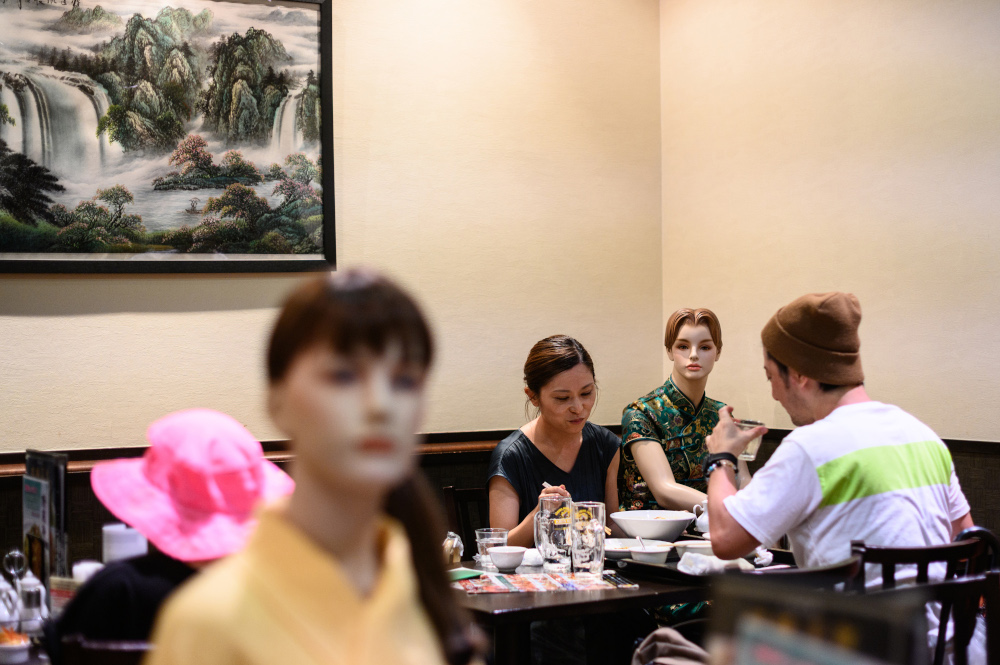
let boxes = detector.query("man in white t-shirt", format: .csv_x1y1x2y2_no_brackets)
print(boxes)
702,292,977,661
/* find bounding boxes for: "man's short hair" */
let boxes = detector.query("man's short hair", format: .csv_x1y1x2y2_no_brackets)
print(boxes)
765,350,847,393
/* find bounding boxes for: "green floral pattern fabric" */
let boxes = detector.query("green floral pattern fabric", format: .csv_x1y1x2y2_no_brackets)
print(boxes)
618,376,725,511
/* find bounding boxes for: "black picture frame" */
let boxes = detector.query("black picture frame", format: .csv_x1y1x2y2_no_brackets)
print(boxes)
0,0,335,273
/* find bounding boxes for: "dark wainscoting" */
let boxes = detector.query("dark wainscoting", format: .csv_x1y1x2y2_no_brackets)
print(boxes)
0,428,996,563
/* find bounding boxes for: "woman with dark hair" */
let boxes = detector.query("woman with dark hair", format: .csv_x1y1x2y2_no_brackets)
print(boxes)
147,269,482,665
488,335,621,548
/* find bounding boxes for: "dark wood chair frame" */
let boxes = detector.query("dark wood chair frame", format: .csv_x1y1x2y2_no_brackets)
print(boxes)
743,553,864,590
850,537,986,591
441,485,489,558
868,570,999,665
851,532,998,665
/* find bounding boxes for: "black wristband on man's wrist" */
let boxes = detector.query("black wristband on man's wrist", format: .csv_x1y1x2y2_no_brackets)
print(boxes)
704,452,739,479
704,452,738,468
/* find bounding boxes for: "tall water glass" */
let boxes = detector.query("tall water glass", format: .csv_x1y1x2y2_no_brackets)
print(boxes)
571,501,605,577
533,495,572,573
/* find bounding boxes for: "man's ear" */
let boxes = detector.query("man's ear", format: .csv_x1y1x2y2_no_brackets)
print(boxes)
524,386,540,407
788,367,811,391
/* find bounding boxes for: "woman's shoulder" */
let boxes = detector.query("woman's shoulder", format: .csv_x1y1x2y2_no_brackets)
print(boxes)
489,430,534,472
583,422,621,448
493,429,531,455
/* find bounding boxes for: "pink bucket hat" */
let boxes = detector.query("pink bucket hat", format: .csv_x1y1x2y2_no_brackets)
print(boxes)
91,408,294,562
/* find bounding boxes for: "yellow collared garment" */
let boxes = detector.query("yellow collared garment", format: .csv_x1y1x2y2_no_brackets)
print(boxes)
144,504,448,665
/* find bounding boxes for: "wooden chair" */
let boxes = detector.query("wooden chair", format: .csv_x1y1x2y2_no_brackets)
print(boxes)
61,635,151,665
868,570,1000,665
743,553,864,590
851,533,996,665
850,537,986,590
955,525,1000,572
441,486,489,557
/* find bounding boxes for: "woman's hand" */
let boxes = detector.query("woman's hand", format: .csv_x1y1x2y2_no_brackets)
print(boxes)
538,483,571,502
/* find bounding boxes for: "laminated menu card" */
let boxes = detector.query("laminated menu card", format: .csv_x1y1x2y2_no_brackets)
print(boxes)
23,450,69,594
453,571,631,594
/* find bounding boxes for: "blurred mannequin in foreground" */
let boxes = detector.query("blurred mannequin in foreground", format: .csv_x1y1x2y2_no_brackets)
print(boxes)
43,408,294,664
147,269,483,665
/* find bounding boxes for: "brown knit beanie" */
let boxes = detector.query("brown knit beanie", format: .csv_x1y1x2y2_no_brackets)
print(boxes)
761,292,864,386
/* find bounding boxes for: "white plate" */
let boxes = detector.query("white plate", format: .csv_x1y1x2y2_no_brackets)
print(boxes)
605,538,669,560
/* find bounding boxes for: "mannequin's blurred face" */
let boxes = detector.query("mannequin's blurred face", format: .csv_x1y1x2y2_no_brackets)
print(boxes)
269,342,425,492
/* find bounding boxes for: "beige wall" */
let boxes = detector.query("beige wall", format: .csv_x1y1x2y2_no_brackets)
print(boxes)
0,0,663,451
660,1,1000,440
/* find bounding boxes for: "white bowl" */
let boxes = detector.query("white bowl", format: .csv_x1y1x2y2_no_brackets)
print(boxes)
671,540,715,559
605,538,669,560
488,546,526,571
0,642,30,664
628,544,673,564
610,510,695,541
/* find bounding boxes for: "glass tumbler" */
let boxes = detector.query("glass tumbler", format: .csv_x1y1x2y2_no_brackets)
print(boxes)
474,528,508,569
734,418,766,461
533,494,572,573
570,501,605,577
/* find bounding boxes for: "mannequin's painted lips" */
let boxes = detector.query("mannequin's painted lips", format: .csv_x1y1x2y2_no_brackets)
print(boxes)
360,438,394,453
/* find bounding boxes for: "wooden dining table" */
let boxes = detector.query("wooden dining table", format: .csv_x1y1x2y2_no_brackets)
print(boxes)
454,561,709,665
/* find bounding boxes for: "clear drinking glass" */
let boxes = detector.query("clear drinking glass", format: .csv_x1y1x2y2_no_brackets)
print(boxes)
475,528,508,569
570,501,605,577
734,418,766,461
534,495,572,573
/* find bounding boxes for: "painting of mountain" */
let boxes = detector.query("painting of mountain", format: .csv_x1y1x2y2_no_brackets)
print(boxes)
0,0,332,272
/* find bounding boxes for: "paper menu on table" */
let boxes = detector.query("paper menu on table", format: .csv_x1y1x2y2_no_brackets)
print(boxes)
452,572,621,594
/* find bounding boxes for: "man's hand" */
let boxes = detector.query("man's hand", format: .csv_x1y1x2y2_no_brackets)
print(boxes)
707,406,767,457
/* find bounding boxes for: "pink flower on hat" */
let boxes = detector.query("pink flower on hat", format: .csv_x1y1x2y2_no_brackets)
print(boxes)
91,409,295,562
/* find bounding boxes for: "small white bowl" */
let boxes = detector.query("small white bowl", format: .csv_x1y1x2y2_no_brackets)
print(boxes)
488,545,526,571
628,544,673,564
0,642,30,665
671,540,715,559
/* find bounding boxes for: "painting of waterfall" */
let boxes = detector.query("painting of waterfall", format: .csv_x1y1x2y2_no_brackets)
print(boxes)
0,0,333,272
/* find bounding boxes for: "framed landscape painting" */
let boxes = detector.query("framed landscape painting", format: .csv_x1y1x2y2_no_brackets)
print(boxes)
0,0,334,273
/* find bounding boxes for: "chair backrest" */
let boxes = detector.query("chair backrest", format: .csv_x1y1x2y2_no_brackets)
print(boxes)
61,635,151,665
869,570,999,665
955,525,1000,572
850,537,985,591
441,486,489,557
744,553,863,590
